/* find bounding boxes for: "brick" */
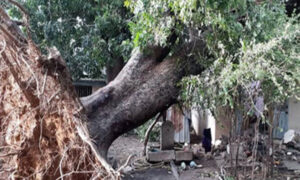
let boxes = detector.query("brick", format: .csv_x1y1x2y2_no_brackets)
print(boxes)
175,151,193,161
160,121,175,150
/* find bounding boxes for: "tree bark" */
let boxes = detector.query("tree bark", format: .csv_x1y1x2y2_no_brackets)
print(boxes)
81,40,206,157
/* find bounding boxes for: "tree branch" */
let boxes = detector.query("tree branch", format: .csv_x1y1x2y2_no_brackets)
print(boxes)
143,112,163,155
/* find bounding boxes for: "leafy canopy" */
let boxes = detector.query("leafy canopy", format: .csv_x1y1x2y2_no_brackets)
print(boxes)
7,0,133,80
127,0,299,116
5,0,300,117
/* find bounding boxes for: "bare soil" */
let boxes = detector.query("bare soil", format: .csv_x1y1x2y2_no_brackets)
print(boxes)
108,134,145,167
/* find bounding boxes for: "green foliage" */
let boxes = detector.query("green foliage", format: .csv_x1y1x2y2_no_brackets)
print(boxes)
8,0,133,80
181,11,299,113
127,0,299,118
224,176,235,180
6,0,299,119
126,0,177,48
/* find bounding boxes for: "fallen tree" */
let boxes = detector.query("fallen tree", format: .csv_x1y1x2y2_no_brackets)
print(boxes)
0,2,205,179
81,41,206,157
1,0,299,179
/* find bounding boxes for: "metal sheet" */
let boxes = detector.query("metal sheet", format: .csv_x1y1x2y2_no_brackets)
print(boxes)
166,105,190,143
273,110,288,139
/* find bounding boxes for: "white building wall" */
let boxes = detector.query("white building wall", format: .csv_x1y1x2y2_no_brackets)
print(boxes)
288,97,300,130
191,107,206,136
191,107,216,144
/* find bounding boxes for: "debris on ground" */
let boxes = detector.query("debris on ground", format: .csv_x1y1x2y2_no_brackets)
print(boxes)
212,129,300,179
283,129,300,144
110,128,300,180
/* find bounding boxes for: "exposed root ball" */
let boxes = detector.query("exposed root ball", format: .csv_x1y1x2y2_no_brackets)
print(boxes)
0,5,116,180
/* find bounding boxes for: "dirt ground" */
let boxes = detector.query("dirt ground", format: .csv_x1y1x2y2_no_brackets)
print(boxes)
108,135,219,180
122,166,219,180
108,135,300,180
108,134,145,167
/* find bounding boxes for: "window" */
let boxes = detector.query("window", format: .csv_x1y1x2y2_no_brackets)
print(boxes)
75,85,92,97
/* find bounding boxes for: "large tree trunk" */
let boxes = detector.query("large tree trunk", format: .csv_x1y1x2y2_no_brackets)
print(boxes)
81,44,205,157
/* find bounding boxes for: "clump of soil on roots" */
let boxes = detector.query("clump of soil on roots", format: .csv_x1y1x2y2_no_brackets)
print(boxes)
0,4,116,179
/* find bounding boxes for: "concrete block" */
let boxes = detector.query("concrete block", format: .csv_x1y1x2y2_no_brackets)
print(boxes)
147,150,175,162
160,121,175,150
175,151,193,161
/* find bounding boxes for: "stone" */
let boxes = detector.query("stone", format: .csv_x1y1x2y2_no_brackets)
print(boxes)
226,143,246,159
122,166,133,173
292,156,297,161
160,121,175,150
180,162,186,170
175,150,193,161
189,161,197,168
147,150,175,162
283,160,300,171
283,129,300,144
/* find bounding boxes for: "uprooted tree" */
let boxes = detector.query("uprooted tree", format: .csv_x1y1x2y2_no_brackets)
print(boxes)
0,0,299,179
0,4,119,179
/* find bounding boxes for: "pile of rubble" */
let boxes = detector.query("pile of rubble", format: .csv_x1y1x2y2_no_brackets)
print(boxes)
274,130,300,173
213,130,300,179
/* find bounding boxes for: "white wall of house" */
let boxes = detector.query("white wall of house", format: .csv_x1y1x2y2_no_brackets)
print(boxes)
191,107,206,136
191,106,232,145
191,107,216,144
206,110,216,144
288,97,300,130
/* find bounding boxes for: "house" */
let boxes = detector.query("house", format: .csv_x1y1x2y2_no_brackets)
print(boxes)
191,107,231,145
164,105,231,145
73,79,106,97
190,97,300,142
288,97,300,130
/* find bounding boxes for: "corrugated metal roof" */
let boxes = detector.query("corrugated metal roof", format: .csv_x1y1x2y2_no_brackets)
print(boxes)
72,78,106,86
